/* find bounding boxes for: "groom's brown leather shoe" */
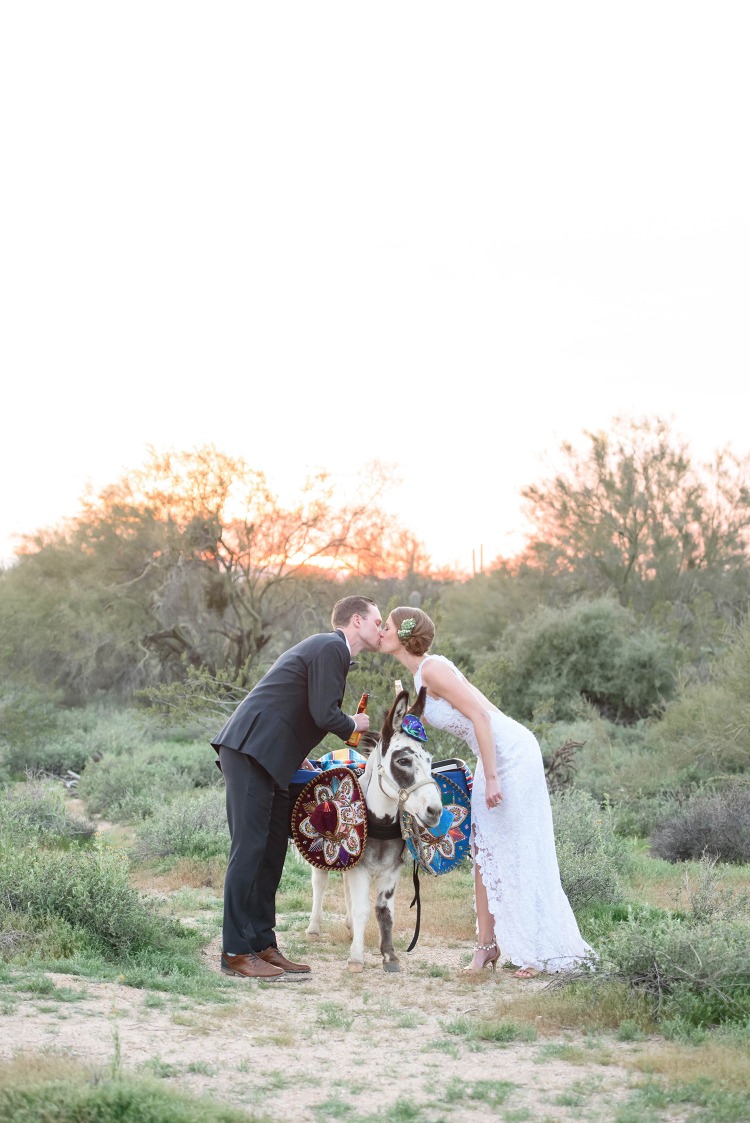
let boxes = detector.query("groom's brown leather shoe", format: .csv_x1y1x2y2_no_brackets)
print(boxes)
220,951,284,979
257,946,311,973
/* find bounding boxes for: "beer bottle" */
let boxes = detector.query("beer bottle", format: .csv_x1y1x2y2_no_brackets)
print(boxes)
345,692,369,747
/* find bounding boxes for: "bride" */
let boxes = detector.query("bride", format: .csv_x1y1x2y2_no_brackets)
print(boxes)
379,606,596,977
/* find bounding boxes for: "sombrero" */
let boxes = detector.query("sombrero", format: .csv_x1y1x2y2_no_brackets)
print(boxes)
291,766,367,871
401,772,471,876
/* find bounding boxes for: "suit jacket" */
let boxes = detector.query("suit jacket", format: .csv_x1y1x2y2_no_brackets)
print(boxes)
211,630,357,787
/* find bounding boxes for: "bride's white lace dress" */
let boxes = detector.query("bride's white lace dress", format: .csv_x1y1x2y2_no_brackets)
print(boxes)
414,654,595,973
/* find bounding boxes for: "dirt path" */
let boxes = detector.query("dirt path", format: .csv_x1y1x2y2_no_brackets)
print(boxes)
0,921,655,1123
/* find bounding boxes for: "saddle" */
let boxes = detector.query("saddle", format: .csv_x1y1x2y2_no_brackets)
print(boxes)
288,755,474,875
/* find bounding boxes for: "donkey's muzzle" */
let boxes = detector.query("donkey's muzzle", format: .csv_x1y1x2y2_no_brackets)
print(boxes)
425,806,454,838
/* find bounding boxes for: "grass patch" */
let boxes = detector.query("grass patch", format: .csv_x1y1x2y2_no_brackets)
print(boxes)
620,1077,750,1122
0,841,186,958
435,1075,516,1107
490,978,657,1036
627,1033,750,1091
0,1054,262,1122
442,1016,536,1044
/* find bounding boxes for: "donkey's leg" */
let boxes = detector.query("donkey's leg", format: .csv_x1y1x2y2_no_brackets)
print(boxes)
305,866,330,938
343,871,353,932
374,872,400,972
344,865,371,971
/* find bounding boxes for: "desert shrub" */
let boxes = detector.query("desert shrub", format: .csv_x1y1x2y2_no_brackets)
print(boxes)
0,704,205,781
601,911,750,1026
650,782,750,864
0,909,83,963
593,857,750,1027
643,613,750,781
608,788,691,840
551,788,636,911
0,780,95,845
0,705,151,779
536,705,647,801
77,741,219,820
0,686,64,776
130,789,228,862
0,842,179,957
494,598,678,724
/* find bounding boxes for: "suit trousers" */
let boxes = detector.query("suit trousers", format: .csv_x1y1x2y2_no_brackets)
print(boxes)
220,745,290,954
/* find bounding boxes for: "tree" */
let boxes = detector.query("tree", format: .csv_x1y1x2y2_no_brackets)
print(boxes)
517,416,750,622
3,447,434,697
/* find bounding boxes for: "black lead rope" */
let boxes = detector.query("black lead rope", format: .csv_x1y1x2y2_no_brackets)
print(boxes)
406,860,421,952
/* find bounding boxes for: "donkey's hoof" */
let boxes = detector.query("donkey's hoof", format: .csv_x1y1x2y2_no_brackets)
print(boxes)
305,929,322,940
347,960,364,973
383,960,401,973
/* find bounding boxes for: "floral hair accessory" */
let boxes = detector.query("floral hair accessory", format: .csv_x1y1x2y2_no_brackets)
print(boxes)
401,714,428,742
397,617,416,640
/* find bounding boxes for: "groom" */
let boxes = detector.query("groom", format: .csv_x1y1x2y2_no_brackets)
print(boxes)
211,595,382,979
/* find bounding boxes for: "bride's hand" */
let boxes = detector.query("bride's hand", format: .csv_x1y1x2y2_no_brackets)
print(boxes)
485,776,503,810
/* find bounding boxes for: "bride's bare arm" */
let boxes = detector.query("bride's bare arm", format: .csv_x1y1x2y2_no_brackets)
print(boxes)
421,661,502,807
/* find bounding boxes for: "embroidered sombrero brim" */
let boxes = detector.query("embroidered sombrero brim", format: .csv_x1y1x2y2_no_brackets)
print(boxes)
402,773,472,876
291,766,367,871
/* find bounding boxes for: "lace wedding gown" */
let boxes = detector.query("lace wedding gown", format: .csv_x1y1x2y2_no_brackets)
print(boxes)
414,654,595,973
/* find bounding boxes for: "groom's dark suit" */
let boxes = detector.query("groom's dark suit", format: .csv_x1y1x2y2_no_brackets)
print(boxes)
211,630,357,955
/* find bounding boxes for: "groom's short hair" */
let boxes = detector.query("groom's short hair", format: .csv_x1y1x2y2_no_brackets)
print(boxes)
331,596,377,628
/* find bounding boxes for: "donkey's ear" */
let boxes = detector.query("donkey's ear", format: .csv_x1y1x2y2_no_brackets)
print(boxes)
409,686,427,718
356,731,380,758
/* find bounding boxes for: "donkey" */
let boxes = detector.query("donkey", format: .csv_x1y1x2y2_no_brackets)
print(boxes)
305,687,443,972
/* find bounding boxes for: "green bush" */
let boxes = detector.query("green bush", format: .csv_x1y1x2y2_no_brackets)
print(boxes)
77,741,219,820
0,909,82,963
0,780,95,845
0,705,154,779
650,782,750,864
130,790,228,862
0,686,64,777
0,842,179,957
601,911,750,1026
592,856,750,1027
494,598,678,723
607,788,691,840
552,788,635,910
643,613,750,780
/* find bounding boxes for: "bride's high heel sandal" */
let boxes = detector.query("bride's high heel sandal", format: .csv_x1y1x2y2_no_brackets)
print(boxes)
464,941,499,973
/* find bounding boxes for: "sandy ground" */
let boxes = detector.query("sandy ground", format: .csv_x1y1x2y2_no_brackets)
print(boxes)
0,917,664,1123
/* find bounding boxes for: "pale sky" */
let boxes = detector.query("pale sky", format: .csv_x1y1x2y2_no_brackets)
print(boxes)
2,2,748,573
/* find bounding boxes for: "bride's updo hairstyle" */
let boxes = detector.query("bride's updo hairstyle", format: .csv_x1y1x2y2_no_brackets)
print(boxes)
391,606,435,656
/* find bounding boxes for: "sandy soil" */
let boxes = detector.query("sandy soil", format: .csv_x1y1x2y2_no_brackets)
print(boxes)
0,917,660,1123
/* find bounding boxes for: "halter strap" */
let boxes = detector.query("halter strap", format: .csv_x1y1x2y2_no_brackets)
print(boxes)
375,743,437,807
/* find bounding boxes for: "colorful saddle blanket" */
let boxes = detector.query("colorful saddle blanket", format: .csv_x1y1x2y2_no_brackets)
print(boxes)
317,747,368,770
